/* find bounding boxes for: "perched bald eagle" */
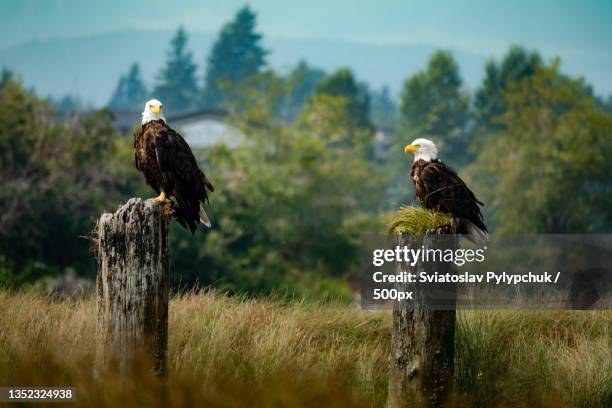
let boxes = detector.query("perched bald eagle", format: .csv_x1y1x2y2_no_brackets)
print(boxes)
134,99,214,234
404,138,487,240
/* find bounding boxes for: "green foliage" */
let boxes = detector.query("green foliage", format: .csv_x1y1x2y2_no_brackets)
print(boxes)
299,94,370,147
203,6,267,108
0,68,13,87
276,60,325,123
108,63,148,110
465,60,612,233
168,85,386,294
387,206,452,235
400,50,470,168
153,27,199,111
316,68,371,130
4,37,612,295
233,70,289,119
601,94,612,113
0,78,140,283
51,95,85,112
369,86,398,130
474,45,542,132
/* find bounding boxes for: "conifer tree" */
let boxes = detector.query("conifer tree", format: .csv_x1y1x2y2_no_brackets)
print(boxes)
474,46,541,131
316,68,371,129
400,51,469,167
108,63,148,110
153,27,199,111
203,6,267,107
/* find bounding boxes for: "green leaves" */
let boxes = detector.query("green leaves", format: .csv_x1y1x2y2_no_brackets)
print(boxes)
400,50,470,168
203,6,268,109
169,88,385,295
153,27,199,112
0,81,141,281
465,61,612,233
474,46,542,131
315,68,371,130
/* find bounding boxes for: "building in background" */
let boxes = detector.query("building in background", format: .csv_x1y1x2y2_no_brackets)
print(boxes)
110,109,242,149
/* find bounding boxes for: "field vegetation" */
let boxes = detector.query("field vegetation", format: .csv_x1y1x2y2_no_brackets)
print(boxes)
1,291,609,407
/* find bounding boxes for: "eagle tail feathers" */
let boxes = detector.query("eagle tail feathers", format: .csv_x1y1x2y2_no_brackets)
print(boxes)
202,174,214,192
199,205,212,228
463,219,489,244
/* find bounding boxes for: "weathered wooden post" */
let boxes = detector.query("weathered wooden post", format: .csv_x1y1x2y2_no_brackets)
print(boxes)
95,198,170,376
388,233,458,408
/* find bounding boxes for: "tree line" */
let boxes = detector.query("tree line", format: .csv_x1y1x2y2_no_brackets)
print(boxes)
106,6,391,132
108,7,269,112
1,7,611,294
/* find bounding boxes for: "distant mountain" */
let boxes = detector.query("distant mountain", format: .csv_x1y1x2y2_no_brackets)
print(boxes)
0,30,211,106
0,29,488,106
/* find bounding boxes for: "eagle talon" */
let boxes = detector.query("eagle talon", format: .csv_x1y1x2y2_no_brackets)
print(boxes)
154,191,167,203
154,192,174,216
426,223,453,235
163,201,174,214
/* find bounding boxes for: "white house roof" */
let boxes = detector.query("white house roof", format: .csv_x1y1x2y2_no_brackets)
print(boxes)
110,109,242,149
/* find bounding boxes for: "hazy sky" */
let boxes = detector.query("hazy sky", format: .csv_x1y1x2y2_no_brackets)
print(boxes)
1,0,611,98
2,0,611,55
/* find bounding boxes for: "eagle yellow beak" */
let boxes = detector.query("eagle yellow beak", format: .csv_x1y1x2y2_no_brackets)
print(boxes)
151,106,161,115
404,144,418,154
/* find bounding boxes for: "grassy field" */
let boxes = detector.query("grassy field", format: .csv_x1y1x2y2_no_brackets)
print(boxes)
0,291,610,407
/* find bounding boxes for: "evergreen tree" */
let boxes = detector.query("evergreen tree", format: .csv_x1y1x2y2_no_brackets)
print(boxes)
596,94,612,114
369,86,398,129
108,63,148,110
277,60,325,122
474,46,541,130
467,60,612,233
203,6,267,108
109,76,127,109
0,67,14,88
153,27,199,111
54,95,83,112
315,68,371,129
400,50,469,167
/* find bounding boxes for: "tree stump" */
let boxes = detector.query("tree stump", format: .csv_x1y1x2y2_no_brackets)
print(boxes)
95,198,170,376
388,234,458,408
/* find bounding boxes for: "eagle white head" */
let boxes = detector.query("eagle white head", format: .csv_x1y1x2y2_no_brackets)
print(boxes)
404,138,438,162
142,99,166,124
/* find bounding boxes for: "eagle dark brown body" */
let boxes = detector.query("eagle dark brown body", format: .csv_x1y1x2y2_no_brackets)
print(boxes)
410,159,487,234
134,119,214,233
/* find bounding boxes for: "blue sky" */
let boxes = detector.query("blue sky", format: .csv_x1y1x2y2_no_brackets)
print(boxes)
2,0,611,55
1,0,611,99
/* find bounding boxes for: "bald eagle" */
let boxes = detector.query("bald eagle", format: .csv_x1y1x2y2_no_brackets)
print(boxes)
134,99,214,234
404,138,487,240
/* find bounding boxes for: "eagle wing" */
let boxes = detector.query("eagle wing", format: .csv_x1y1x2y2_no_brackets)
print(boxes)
419,162,487,232
134,126,144,171
154,127,214,233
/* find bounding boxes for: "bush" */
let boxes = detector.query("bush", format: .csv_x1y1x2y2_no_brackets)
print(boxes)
167,86,387,296
0,78,140,283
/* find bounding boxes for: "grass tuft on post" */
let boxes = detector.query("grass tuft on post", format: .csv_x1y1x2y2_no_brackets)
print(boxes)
387,206,457,408
388,206,452,235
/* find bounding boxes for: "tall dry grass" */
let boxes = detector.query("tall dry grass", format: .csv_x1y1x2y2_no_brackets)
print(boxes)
0,290,609,407
456,310,611,407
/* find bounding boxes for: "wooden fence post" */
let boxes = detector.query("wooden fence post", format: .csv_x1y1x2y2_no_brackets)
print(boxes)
388,234,458,408
95,198,170,376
